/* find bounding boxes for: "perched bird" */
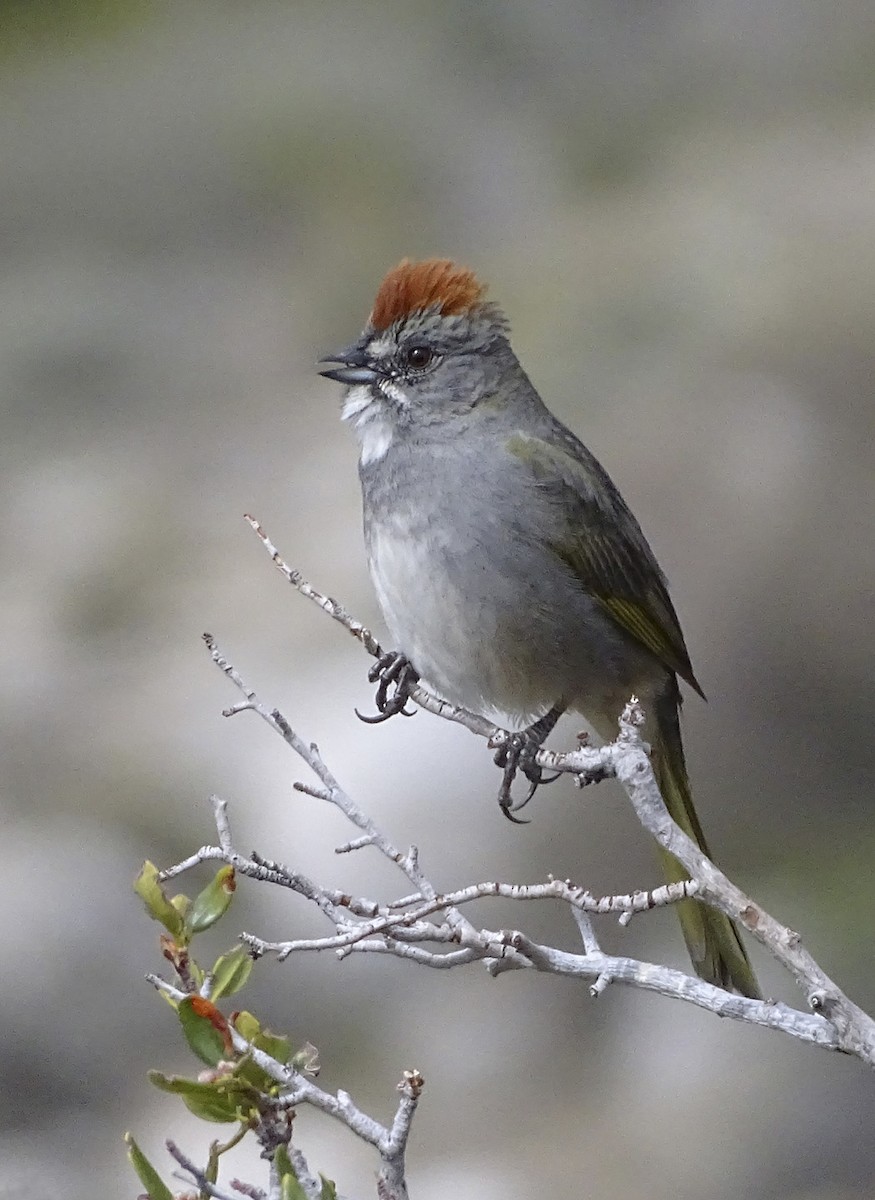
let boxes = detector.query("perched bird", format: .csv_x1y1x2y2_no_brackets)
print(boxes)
320,258,759,997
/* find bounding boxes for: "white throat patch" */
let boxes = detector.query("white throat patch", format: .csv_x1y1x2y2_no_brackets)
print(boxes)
341,381,404,468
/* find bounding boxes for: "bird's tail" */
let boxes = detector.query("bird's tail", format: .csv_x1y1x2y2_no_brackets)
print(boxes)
650,685,761,999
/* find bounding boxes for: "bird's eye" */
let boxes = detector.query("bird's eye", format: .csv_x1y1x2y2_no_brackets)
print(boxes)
404,345,433,370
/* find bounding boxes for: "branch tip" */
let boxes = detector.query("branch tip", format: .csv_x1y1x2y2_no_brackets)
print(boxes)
590,972,614,998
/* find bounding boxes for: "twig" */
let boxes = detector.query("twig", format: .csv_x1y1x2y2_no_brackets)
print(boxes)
244,514,382,657
150,970,421,1190
166,1140,242,1200
213,517,875,1069
145,521,875,1200
166,644,847,1056
230,1182,266,1200
284,1147,323,1200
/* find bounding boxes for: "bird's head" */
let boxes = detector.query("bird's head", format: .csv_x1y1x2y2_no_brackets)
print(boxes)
320,259,514,460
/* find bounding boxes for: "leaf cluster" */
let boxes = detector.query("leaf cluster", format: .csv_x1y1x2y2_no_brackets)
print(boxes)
127,862,334,1200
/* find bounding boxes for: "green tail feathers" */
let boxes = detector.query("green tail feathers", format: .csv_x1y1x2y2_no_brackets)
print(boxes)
651,690,761,999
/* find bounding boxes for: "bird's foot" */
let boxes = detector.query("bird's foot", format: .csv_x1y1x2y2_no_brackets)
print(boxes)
356,651,420,724
493,708,563,823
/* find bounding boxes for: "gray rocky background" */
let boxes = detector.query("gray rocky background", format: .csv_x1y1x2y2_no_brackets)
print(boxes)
2,1,874,1196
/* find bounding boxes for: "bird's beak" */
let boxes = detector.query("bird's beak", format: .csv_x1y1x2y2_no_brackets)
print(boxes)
318,344,379,386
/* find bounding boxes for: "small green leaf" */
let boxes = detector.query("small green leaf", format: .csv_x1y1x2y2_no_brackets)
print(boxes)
147,1068,183,1092
181,1087,247,1124
125,1133,174,1200
231,1010,290,1065
147,1072,258,1124
275,1146,309,1200
254,1028,291,1066
147,1068,227,1095
232,1010,261,1041
134,862,185,939
178,996,229,1066
211,945,253,1000
231,1009,294,1089
234,1023,292,1092
281,1173,309,1200
148,1069,231,1096
187,866,236,935
320,1175,338,1199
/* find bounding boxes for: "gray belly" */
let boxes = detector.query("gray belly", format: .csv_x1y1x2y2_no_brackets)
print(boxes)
365,509,654,727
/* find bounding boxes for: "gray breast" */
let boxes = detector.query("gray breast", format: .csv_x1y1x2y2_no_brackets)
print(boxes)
359,434,650,723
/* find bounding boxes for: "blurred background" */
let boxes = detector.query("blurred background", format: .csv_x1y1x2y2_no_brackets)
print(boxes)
2,1,874,1196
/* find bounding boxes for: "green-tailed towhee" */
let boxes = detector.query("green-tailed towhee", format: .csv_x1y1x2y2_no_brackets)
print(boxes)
320,258,759,998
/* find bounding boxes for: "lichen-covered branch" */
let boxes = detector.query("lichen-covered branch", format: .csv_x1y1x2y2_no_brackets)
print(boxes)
143,519,874,1200
238,518,875,1062
170,532,865,1072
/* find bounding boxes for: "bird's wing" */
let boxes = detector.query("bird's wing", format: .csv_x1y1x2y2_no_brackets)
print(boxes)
506,430,704,697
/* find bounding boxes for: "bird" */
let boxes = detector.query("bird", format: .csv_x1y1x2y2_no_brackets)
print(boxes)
320,257,759,998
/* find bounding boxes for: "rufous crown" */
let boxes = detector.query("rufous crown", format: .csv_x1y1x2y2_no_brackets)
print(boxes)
370,258,489,331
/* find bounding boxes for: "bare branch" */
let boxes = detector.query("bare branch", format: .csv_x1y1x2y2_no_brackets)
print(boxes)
283,1147,323,1200
166,1140,242,1200
377,1069,423,1200
603,701,875,1064
144,520,875,1199
230,1181,267,1200
166,675,852,1057
216,517,875,1069
244,513,382,658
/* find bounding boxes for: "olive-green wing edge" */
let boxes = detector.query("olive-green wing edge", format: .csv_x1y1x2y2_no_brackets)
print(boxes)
507,431,705,698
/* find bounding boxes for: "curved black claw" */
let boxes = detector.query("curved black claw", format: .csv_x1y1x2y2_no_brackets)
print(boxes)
538,770,563,787
356,651,420,724
493,733,544,823
493,707,564,821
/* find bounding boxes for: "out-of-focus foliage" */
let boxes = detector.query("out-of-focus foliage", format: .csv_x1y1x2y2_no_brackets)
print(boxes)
0,0,153,62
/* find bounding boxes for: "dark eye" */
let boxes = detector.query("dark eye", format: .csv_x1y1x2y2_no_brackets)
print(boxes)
404,345,433,370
